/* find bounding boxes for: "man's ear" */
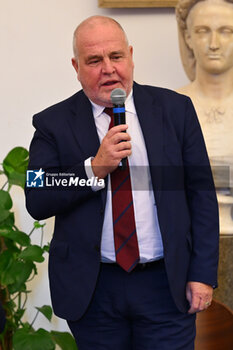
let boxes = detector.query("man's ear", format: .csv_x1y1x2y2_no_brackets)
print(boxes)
71,58,79,74
129,45,134,69
129,45,133,56
184,30,193,50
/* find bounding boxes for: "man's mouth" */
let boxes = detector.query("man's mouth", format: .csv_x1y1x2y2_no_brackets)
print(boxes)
101,80,119,87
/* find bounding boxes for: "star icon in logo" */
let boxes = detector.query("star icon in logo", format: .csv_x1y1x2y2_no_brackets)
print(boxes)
33,168,45,181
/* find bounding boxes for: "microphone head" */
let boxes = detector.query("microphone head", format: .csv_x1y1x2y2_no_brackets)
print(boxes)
110,88,126,105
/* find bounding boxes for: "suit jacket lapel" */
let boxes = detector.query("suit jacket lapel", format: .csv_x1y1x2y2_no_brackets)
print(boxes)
133,83,163,204
68,90,108,207
69,91,100,159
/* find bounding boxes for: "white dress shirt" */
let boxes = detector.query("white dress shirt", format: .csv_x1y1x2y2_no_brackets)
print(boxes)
85,91,164,263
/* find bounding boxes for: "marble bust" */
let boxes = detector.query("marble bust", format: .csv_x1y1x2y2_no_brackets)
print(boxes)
176,0,233,233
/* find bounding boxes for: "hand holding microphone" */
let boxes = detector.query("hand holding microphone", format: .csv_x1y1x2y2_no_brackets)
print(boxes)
91,88,131,179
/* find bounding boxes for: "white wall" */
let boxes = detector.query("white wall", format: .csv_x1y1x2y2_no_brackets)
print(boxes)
0,0,189,334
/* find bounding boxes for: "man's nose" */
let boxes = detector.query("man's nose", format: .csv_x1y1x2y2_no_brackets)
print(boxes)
102,58,115,74
209,31,220,50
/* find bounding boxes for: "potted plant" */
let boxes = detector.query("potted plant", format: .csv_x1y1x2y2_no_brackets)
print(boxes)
0,147,77,350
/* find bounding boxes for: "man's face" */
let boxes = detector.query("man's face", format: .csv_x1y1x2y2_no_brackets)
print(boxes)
72,22,134,107
185,0,233,75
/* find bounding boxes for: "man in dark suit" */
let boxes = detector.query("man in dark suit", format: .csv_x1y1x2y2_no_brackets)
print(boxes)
25,16,219,349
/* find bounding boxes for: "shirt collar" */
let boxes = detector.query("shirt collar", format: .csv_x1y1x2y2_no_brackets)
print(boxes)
90,90,136,120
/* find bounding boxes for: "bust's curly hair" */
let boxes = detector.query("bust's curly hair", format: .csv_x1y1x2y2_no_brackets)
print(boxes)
176,0,233,80
176,0,204,31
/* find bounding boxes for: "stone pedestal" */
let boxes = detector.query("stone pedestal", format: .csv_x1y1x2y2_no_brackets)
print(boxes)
213,234,233,310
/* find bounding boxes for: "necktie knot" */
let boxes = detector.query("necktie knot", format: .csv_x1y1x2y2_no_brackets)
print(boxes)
104,107,113,117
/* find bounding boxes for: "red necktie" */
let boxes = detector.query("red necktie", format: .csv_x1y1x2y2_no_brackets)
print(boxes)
104,108,140,272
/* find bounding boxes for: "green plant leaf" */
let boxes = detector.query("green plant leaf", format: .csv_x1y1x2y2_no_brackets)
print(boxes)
0,190,12,223
13,328,55,350
4,299,17,324
43,244,50,253
0,189,13,209
8,283,27,294
51,331,78,350
19,245,45,262
34,221,46,229
0,211,15,227
3,235,20,253
0,250,13,275
2,260,34,291
3,147,29,188
1,259,16,285
35,305,53,322
0,227,30,246
15,308,26,322
0,250,15,287
0,208,11,223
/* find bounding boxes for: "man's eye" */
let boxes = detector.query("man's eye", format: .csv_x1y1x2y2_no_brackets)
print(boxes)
88,59,101,65
112,56,122,60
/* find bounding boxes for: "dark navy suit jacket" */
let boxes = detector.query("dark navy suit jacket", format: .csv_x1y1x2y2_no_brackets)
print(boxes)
25,82,219,321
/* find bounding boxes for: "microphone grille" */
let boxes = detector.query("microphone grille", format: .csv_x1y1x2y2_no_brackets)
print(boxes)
110,88,126,105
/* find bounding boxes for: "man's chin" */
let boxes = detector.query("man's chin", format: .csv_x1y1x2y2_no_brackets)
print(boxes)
99,91,118,106
91,95,112,107
90,85,126,106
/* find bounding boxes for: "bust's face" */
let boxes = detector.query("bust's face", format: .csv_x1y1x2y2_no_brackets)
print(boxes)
185,0,233,75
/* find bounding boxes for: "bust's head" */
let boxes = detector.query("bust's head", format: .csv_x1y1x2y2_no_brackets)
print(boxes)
176,0,233,80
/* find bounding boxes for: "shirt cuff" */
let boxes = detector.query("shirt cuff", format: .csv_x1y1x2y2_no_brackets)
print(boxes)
84,157,105,192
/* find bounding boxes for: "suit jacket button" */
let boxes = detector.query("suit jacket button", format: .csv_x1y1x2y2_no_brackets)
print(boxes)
100,209,104,215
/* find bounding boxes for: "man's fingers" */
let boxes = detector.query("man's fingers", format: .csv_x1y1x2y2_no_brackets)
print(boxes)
115,141,131,151
188,294,201,314
188,306,196,314
115,149,132,160
188,298,212,313
199,298,212,311
107,124,129,137
91,127,132,179
111,134,131,146
186,281,213,314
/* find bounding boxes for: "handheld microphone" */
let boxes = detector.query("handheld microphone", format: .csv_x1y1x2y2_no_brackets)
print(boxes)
110,88,127,170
